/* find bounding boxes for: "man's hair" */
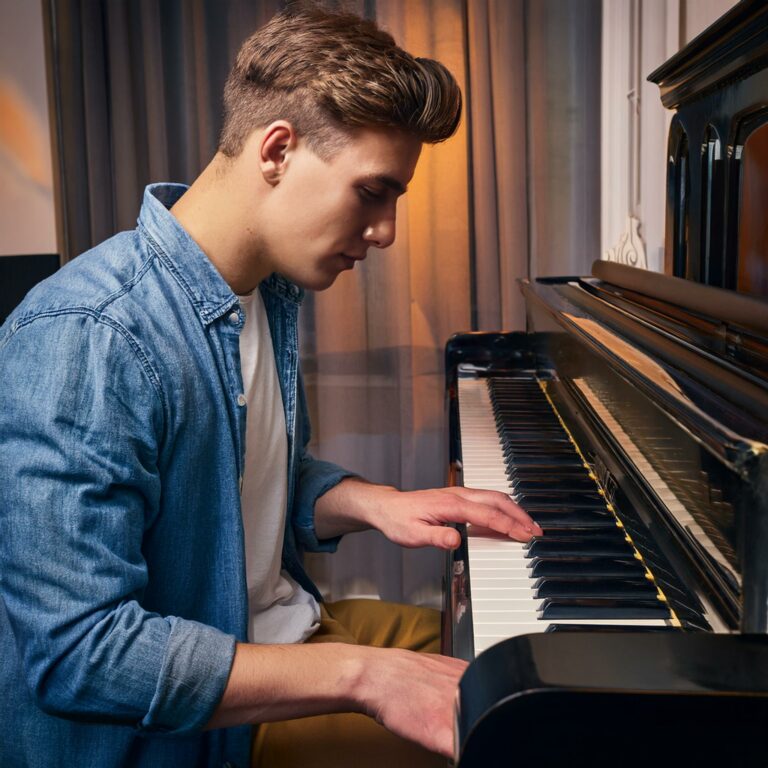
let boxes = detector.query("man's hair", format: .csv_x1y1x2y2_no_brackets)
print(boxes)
218,5,462,158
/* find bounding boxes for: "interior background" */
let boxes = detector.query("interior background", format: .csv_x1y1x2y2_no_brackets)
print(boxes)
0,0,736,606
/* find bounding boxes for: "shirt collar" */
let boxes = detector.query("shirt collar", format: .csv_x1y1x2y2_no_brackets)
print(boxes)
137,183,305,320
137,183,238,325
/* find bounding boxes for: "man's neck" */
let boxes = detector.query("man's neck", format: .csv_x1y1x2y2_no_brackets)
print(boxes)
170,154,272,295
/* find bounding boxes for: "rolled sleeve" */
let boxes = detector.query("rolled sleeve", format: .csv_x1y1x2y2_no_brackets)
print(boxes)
140,617,236,735
0,312,233,734
293,450,357,552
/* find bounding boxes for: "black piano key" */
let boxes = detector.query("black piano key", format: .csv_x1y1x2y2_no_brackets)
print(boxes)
526,509,615,526
498,414,562,422
513,478,598,493
501,435,573,447
539,598,671,620
503,443,577,454
505,453,580,465
500,428,569,437
497,414,563,422
514,492,605,508
496,415,556,424
491,392,547,400
535,523,621,535
524,531,628,551
545,624,678,633
505,455,585,467
529,557,646,578
538,522,622,534
510,466,592,477
515,493,610,514
526,539,633,558
534,578,659,600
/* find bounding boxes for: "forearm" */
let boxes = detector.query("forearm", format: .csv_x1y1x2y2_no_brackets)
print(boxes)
313,476,397,540
206,640,466,758
206,641,366,729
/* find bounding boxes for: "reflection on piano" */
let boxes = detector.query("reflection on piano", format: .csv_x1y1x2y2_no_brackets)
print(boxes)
444,4,768,765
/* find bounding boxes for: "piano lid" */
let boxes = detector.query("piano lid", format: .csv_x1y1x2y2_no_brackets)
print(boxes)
648,0,768,110
523,266,768,474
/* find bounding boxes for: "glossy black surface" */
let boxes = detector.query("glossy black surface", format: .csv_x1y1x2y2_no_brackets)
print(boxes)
446,9,768,763
457,633,768,767
0,254,60,325
648,1,768,294
521,276,763,630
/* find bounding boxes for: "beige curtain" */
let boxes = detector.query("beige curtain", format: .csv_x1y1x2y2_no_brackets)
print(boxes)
467,0,529,330
303,0,600,606
302,0,471,605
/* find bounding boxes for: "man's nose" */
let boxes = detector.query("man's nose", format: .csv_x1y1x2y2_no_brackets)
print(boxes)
363,214,396,249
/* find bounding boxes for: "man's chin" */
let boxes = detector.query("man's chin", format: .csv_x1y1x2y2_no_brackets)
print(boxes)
292,272,339,293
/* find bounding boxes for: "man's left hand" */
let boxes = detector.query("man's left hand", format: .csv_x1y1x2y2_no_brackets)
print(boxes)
367,484,542,549
315,478,543,548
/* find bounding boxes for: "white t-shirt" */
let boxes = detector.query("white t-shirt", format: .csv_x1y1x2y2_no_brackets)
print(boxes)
238,290,320,644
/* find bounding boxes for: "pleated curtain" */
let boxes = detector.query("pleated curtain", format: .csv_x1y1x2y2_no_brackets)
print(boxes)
45,0,600,606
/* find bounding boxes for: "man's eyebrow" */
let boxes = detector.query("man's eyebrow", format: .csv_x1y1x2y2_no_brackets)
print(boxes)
365,175,408,195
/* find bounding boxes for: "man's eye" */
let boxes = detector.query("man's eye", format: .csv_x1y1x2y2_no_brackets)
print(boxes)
359,187,385,201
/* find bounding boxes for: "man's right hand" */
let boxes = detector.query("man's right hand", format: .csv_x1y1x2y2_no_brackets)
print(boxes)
207,641,467,758
355,646,468,757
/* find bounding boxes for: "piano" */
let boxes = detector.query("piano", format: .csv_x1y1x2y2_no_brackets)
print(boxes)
443,3,768,765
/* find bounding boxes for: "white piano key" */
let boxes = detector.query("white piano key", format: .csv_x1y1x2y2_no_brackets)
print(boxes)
457,375,676,656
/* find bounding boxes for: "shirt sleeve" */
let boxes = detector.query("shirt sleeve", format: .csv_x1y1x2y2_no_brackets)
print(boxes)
290,367,357,553
0,312,235,736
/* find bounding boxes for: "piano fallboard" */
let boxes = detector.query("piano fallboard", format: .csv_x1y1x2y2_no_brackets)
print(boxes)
456,633,768,767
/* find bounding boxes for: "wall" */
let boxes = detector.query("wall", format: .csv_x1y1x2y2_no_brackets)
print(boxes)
601,0,736,273
0,0,57,256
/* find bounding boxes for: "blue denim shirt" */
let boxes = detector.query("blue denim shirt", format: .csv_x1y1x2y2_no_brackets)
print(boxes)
0,183,352,768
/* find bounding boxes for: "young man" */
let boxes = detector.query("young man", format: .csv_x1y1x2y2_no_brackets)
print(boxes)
0,8,540,768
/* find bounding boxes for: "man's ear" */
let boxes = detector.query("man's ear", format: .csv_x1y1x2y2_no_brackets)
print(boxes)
259,121,296,186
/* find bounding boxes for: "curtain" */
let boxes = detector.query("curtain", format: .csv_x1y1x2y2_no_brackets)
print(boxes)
301,0,471,604
44,0,280,261
45,0,601,607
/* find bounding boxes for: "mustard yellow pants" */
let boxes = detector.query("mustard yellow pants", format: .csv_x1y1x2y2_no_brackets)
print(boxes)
251,598,449,768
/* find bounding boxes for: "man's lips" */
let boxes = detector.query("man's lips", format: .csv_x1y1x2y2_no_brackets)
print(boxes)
338,252,367,269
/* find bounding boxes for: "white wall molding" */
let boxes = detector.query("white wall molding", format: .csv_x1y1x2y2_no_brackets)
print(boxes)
604,215,648,268
601,0,738,274
600,0,633,266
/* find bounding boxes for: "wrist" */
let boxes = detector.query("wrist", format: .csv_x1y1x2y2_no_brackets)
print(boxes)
315,477,399,539
343,644,385,718
345,479,399,531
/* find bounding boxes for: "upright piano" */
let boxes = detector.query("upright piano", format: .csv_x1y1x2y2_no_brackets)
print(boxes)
444,4,768,765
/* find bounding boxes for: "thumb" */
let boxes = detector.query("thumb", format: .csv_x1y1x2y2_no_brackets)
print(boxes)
434,525,461,550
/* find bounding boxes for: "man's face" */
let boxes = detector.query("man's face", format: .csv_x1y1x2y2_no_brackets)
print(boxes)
257,127,422,291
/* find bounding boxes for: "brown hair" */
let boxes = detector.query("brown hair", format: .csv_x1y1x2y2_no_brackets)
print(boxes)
218,5,462,157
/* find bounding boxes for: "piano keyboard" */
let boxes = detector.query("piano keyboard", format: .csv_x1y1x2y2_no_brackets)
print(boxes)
458,374,679,655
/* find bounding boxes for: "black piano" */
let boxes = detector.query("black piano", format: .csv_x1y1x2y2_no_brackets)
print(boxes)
443,3,768,765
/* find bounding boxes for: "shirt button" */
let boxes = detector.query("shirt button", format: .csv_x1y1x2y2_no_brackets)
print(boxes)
237,393,246,406
228,311,239,325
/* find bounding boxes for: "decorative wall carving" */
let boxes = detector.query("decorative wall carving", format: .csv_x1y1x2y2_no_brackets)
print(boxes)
604,215,648,268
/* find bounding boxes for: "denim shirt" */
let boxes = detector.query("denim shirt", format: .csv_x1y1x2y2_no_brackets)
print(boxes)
0,183,352,768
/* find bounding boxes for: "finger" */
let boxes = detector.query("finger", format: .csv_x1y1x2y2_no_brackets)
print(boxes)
446,498,540,540
429,525,461,550
399,521,461,550
453,488,543,535
450,487,542,533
